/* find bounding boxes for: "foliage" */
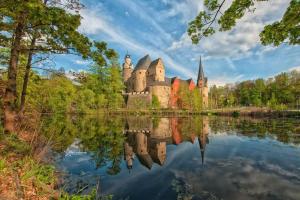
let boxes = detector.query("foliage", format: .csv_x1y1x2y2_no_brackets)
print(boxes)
209,70,300,110
191,89,202,111
0,158,5,172
177,83,202,110
152,95,160,109
0,133,31,156
178,83,192,109
82,48,124,110
188,0,300,46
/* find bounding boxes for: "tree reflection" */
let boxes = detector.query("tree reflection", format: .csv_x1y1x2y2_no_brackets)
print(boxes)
40,115,300,175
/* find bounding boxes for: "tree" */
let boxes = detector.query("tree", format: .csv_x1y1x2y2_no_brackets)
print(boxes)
188,0,300,46
82,41,123,109
105,59,125,109
191,89,202,111
19,0,90,112
152,95,160,109
1,0,91,132
178,83,191,109
0,0,30,132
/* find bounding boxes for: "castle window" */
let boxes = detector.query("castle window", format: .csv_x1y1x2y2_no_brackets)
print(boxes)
160,70,162,73
139,72,142,74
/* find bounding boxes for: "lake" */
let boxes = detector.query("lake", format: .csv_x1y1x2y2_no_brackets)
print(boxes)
45,115,300,200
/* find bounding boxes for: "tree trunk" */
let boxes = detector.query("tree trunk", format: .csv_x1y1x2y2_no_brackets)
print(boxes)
20,37,36,113
3,20,25,133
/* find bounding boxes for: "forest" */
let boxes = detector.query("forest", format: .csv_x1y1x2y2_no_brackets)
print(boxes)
209,70,300,110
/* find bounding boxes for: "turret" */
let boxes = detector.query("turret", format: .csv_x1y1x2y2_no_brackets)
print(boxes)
122,54,133,82
197,56,209,108
197,56,205,88
133,55,151,92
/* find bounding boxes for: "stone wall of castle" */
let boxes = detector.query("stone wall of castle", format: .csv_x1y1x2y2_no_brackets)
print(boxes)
201,86,209,108
149,85,170,108
126,92,152,109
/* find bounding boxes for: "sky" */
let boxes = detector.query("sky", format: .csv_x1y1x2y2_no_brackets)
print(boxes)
53,0,300,86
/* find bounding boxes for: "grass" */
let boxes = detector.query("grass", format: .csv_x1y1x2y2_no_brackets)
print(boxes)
20,157,55,186
0,133,31,156
0,131,58,199
59,189,113,200
0,129,112,199
0,158,5,172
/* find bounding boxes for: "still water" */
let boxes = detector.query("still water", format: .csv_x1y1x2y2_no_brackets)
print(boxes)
45,115,300,200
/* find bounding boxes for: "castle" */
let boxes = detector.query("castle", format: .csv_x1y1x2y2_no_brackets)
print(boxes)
122,54,208,109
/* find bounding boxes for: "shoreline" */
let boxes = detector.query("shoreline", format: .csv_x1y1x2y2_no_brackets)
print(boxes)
38,107,300,118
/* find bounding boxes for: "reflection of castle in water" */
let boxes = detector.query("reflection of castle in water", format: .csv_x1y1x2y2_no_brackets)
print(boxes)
124,117,209,170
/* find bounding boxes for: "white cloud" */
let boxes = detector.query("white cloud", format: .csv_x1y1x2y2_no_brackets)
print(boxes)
160,0,204,23
117,0,174,43
209,74,245,87
168,0,290,60
288,66,300,72
79,6,195,79
79,8,146,53
75,60,89,65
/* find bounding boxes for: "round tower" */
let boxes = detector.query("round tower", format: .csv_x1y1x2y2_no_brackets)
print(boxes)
122,54,133,82
134,69,147,92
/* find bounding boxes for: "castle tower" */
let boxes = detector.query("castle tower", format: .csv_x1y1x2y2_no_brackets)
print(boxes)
197,56,209,108
133,55,151,92
122,54,133,82
147,58,165,82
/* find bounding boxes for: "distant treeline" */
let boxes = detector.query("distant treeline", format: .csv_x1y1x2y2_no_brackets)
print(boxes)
209,70,300,110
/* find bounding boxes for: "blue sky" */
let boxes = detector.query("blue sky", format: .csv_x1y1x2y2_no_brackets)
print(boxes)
53,0,300,86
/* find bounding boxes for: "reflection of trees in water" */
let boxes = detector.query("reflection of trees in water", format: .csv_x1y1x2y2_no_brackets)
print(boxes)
40,115,300,175
41,114,126,175
209,116,300,145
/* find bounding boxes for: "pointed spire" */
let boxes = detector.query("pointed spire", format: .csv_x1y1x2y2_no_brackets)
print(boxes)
125,51,130,59
197,56,204,86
